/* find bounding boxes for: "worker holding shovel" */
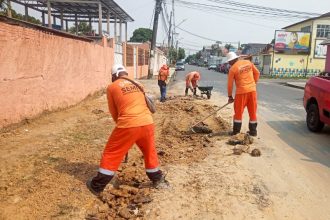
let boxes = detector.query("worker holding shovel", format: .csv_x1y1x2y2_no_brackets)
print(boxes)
87,64,167,196
226,52,260,136
185,71,201,96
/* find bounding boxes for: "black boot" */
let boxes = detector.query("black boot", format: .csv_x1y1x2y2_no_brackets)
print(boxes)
193,88,197,96
86,172,113,195
231,122,242,135
248,122,257,136
185,88,189,96
146,170,169,189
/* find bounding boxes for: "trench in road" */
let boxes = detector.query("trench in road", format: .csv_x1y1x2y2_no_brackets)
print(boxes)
172,64,330,169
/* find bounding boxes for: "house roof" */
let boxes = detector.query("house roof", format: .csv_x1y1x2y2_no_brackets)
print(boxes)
241,43,268,55
13,0,134,22
283,12,330,29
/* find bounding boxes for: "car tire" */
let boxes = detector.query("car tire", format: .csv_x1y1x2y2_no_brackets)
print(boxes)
306,103,324,132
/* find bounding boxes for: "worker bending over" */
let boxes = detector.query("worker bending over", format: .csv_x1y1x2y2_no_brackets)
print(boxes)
185,71,201,96
226,52,260,136
158,64,170,102
87,64,166,195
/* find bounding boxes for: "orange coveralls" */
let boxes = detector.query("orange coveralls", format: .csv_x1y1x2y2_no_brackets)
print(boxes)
227,60,260,123
186,71,201,88
99,78,160,176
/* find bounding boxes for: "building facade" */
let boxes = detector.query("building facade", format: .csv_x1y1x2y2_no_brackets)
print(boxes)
271,13,329,77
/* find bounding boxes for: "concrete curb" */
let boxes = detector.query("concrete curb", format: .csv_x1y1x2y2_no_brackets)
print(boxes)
285,82,305,90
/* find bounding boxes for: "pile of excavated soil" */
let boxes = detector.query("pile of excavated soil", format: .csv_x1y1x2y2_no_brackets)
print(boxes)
0,95,230,219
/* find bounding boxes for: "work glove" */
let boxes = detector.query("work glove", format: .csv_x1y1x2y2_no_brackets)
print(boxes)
228,96,234,103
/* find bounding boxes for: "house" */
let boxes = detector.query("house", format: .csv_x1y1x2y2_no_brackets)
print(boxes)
271,12,329,77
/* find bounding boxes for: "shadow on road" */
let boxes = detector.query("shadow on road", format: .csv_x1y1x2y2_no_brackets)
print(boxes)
267,120,330,168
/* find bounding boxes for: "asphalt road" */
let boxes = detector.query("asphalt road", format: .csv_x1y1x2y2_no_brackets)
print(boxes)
174,64,330,168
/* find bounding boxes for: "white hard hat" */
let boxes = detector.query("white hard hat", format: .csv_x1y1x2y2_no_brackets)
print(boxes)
111,64,127,76
226,52,239,62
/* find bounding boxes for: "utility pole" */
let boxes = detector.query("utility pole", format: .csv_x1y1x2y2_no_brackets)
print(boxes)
148,0,162,79
167,11,172,65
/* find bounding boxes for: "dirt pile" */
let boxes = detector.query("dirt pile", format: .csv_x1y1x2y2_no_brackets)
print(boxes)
0,95,231,219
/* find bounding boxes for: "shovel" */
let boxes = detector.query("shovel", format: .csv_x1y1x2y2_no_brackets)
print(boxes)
190,102,231,133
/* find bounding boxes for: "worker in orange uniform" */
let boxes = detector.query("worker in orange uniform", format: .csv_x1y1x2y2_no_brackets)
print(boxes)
158,64,170,102
226,52,260,136
185,71,201,96
87,64,167,195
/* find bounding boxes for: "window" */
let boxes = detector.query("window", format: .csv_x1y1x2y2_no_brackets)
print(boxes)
316,24,330,38
301,26,311,32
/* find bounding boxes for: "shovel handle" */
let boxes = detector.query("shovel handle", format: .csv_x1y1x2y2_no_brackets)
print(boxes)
191,102,231,128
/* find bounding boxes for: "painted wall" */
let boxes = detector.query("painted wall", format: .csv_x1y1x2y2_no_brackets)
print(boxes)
0,21,114,129
271,17,328,77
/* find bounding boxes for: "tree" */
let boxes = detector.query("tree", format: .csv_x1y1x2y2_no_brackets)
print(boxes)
225,44,232,50
177,47,185,60
129,28,152,43
0,7,41,25
69,22,92,35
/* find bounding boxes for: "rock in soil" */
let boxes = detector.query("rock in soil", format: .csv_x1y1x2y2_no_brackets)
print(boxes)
251,148,261,157
192,125,213,134
118,207,132,219
233,145,250,155
228,133,253,145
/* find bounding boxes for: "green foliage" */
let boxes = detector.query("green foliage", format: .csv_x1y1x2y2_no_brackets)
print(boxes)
0,7,41,25
168,47,177,62
225,44,232,50
177,47,185,60
69,22,92,35
185,54,197,63
129,28,152,43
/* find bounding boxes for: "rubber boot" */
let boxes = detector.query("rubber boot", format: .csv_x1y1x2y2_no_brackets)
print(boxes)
193,88,197,96
248,123,258,136
86,172,113,195
231,122,242,136
185,88,189,96
146,170,169,189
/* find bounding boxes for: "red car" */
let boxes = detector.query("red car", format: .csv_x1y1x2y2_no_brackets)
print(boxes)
303,74,330,132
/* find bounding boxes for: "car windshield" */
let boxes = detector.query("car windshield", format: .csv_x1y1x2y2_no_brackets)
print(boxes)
176,62,184,66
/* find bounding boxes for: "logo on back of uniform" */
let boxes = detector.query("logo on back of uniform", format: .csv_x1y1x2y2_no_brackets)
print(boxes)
239,64,252,74
120,80,140,95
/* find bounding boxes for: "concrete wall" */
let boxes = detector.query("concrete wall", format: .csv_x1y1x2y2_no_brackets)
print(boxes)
0,21,114,129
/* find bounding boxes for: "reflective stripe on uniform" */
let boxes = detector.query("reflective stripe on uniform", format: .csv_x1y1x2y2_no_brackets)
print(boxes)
249,121,257,124
234,120,242,123
99,168,115,176
146,167,160,173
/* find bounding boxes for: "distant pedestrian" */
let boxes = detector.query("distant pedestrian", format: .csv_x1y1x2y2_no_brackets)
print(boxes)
226,52,260,136
87,64,167,196
185,71,201,96
158,64,170,102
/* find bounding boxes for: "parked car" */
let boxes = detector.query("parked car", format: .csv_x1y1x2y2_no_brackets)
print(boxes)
303,74,330,132
175,62,185,71
208,64,217,70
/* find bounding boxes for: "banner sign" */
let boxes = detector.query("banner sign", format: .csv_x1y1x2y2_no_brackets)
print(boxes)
274,31,311,53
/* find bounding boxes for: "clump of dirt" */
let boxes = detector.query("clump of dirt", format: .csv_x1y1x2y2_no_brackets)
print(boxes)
251,148,261,157
228,133,254,146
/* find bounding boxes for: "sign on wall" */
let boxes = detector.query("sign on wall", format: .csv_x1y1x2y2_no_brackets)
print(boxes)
314,39,327,58
274,30,311,54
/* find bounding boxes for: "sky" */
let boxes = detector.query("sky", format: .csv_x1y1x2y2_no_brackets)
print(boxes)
115,0,329,55
10,0,330,55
